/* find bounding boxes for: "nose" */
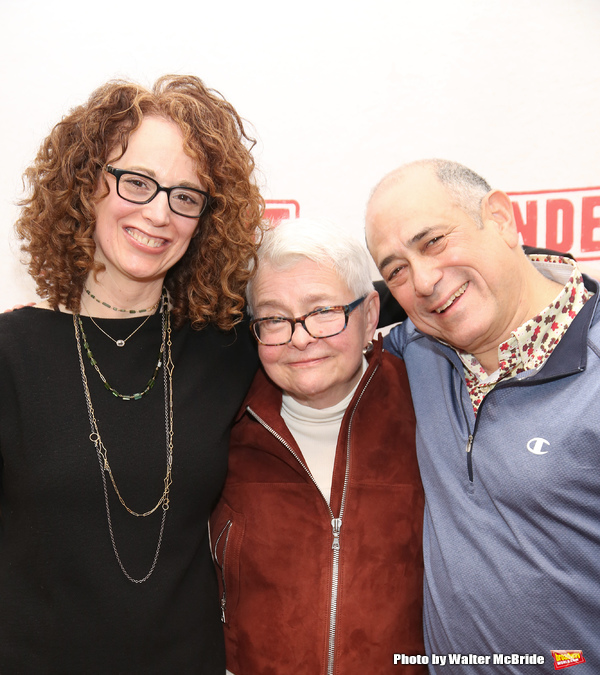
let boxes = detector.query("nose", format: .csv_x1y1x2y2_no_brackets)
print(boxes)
412,259,442,297
289,321,318,350
141,191,171,226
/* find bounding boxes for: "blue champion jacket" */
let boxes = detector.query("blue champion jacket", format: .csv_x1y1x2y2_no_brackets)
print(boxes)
384,273,600,673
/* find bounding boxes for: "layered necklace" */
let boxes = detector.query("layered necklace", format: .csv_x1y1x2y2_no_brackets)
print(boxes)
73,290,174,583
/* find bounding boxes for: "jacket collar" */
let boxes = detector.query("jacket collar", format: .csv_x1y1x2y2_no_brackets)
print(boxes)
529,273,599,380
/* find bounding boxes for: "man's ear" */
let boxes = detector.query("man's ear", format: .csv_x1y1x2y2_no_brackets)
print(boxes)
364,290,381,342
481,190,520,248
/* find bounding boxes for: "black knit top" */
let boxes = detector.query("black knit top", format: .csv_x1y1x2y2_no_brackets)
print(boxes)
0,307,258,674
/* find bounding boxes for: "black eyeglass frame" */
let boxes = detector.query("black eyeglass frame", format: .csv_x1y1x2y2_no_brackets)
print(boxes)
105,165,211,219
250,295,367,346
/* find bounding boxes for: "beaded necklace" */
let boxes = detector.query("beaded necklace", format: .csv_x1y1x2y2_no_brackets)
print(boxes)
84,287,160,314
73,293,174,584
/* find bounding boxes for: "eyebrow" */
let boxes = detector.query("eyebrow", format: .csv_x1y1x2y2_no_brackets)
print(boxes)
378,254,400,273
125,165,202,190
377,226,438,272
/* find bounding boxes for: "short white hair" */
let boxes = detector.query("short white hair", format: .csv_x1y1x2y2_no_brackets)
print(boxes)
247,218,374,316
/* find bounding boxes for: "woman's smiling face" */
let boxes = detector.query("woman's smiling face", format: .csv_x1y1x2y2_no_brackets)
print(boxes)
93,115,204,289
252,258,378,409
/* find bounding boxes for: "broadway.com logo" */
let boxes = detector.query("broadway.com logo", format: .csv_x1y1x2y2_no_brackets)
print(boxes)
551,650,585,670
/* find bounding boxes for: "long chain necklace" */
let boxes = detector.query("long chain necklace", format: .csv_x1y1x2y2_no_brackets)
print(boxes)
84,286,160,314
73,296,175,584
76,313,164,400
81,298,153,347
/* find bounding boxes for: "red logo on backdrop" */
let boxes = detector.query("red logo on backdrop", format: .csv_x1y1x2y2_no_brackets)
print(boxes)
264,200,300,224
551,650,586,669
510,187,600,261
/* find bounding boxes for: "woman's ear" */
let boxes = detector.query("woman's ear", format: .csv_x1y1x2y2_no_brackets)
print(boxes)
481,190,520,248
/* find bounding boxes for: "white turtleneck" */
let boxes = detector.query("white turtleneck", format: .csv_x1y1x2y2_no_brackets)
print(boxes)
280,357,368,504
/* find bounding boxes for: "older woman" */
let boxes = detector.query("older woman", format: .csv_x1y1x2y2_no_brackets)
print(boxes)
210,219,426,675
0,75,262,673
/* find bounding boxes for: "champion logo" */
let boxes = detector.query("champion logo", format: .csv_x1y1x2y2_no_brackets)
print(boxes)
527,437,550,455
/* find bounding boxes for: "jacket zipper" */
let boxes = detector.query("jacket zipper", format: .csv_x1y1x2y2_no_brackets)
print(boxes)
211,519,232,623
459,378,488,484
452,364,476,484
247,365,377,675
465,434,474,482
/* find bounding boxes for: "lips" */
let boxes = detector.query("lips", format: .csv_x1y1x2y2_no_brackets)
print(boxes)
125,227,167,249
287,356,329,367
435,282,468,313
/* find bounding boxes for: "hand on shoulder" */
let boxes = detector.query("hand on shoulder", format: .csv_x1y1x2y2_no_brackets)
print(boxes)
4,302,36,312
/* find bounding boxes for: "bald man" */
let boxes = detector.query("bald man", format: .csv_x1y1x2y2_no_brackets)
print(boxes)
366,159,600,673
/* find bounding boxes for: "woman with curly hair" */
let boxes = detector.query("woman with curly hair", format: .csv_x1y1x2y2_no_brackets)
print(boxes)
0,75,262,673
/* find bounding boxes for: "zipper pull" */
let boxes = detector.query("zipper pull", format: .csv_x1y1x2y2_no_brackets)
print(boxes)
220,595,226,623
466,434,474,483
331,518,342,550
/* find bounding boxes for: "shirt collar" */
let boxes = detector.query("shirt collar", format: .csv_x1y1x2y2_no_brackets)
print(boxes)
457,254,592,411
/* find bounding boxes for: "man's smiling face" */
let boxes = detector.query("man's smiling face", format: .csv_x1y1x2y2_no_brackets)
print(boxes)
366,167,522,358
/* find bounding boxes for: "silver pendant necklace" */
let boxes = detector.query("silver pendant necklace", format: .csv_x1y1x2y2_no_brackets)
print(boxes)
81,299,153,347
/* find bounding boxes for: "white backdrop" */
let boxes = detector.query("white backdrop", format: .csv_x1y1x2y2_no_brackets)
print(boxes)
1,0,599,306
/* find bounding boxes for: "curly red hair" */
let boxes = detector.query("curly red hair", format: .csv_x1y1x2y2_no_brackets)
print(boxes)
15,74,264,330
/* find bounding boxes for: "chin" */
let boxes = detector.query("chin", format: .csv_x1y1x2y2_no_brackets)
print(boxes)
290,381,327,399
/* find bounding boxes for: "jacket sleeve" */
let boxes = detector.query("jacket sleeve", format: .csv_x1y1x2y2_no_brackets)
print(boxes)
382,322,411,359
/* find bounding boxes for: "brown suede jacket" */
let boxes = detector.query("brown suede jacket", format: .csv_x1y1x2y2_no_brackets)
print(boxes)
210,339,426,674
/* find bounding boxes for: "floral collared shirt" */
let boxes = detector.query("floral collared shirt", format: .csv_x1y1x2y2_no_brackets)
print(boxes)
458,255,592,414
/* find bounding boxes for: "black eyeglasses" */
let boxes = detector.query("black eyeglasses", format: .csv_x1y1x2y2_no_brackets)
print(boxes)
250,296,367,346
105,165,210,219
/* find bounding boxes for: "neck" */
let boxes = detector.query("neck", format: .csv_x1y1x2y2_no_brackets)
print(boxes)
474,261,564,374
82,274,164,318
